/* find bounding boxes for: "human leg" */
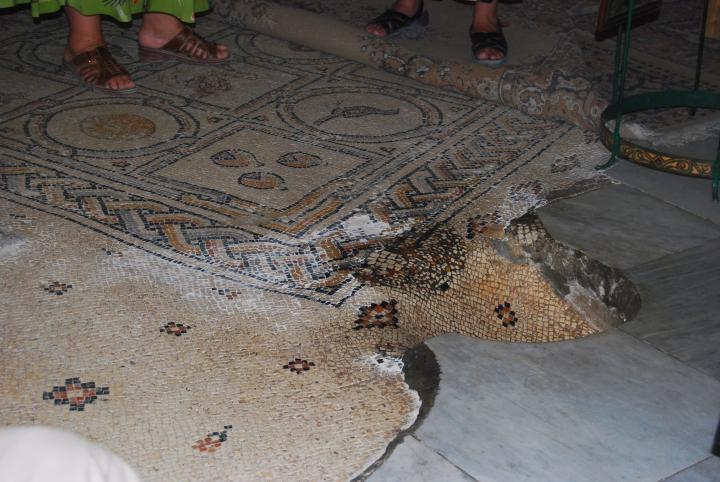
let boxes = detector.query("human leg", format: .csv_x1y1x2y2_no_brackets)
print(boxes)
64,6,135,91
470,0,507,66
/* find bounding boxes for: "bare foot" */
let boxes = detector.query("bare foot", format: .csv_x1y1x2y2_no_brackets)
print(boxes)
471,1,504,62
65,7,135,91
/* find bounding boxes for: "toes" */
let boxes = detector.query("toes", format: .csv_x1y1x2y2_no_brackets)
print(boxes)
216,44,229,60
366,24,386,37
475,48,503,61
106,75,135,91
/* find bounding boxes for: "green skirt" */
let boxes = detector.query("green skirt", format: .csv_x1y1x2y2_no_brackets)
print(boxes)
0,0,209,23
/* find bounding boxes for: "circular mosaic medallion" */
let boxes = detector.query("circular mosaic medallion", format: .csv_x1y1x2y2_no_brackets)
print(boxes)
30,98,196,158
278,87,442,143
238,172,285,190
80,113,156,141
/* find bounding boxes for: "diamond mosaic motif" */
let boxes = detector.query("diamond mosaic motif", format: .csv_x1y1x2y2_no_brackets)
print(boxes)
495,302,519,328
283,358,316,374
42,281,72,296
211,287,242,300
160,322,191,336
42,377,109,411
354,300,399,330
192,425,232,453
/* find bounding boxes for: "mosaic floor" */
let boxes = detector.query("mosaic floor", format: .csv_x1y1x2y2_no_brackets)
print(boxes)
0,9,620,481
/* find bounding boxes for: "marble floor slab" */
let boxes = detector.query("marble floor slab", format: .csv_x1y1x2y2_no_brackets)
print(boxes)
538,184,720,270
662,456,720,482
607,161,720,226
366,436,474,482
622,238,720,380
405,332,720,482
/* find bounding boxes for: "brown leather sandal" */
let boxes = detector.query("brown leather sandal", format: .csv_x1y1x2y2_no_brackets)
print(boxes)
138,26,229,64
63,46,137,95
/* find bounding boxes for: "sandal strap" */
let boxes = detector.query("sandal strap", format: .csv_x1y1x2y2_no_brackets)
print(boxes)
161,26,220,60
367,0,426,35
470,31,508,57
70,46,130,86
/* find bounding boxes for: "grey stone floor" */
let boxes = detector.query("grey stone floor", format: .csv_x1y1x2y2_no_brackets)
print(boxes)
368,161,720,482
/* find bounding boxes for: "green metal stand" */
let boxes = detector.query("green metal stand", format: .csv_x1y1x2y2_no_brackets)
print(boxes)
596,0,719,201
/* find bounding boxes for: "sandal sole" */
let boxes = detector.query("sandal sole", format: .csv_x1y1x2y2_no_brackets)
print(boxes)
472,57,507,68
138,46,231,65
62,60,138,95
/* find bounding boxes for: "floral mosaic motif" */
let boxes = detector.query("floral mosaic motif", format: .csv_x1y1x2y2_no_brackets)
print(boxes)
495,302,518,328
192,426,232,453
42,377,109,411
551,154,581,173
211,287,242,300
79,113,156,141
466,211,503,239
186,72,233,96
283,358,316,374
314,102,399,126
354,300,399,330
43,281,72,296
160,322,191,336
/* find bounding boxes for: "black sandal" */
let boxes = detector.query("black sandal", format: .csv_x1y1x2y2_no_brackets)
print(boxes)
470,28,508,68
366,1,429,37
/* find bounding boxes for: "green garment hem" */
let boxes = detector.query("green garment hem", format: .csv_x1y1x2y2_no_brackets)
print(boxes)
0,0,210,24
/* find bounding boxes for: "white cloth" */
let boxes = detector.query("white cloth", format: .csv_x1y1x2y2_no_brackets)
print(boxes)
0,426,141,482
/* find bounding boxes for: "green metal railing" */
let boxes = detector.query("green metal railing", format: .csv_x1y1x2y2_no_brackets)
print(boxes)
597,0,719,201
